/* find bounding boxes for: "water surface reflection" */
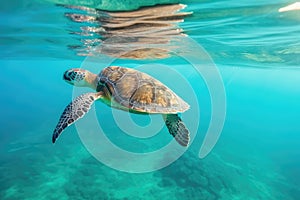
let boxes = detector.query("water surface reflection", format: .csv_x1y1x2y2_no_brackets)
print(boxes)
63,4,192,59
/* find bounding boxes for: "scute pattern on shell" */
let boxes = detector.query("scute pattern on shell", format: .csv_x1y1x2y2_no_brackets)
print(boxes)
97,66,189,114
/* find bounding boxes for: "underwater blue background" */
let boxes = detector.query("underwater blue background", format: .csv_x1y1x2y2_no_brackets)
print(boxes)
1,0,300,199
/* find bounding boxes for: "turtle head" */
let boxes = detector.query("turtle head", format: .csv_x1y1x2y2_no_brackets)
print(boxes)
63,68,97,89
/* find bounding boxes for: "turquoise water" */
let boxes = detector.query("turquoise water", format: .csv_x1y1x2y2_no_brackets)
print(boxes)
1,0,300,199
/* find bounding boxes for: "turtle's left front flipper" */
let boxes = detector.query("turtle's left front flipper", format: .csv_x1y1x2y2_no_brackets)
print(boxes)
52,92,103,143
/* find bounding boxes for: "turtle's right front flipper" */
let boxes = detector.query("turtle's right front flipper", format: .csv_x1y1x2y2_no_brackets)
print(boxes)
52,92,102,143
164,114,190,147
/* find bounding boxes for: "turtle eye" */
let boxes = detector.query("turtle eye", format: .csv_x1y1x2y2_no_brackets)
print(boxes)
69,72,76,80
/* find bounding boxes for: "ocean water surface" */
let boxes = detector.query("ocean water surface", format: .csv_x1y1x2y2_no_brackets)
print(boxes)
1,0,300,199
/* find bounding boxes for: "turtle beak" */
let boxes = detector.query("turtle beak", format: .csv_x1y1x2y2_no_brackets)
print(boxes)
63,71,71,82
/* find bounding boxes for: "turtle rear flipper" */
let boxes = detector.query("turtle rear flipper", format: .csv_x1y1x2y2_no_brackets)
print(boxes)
52,92,103,143
164,114,190,147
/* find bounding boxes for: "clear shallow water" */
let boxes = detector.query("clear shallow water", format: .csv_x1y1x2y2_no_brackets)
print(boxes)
1,0,300,200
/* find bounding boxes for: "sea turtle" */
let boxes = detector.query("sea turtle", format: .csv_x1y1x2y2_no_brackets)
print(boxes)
52,66,190,146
